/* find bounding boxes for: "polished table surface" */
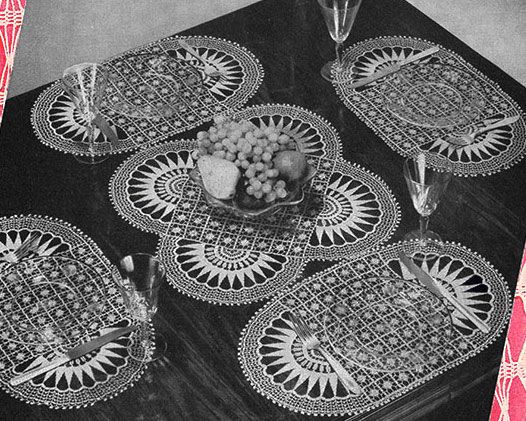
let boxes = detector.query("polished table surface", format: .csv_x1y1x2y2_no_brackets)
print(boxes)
0,0,525,419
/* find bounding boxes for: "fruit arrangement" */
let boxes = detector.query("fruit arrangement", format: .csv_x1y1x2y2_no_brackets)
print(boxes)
192,115,312,211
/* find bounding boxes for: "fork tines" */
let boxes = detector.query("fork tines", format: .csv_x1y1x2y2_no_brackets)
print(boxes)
14,232,42,261
289,312,311,339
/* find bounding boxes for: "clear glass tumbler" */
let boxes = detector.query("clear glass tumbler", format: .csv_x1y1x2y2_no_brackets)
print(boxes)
403,155,452,259
318,0,363,81
114,253,167,362
62,63,109,164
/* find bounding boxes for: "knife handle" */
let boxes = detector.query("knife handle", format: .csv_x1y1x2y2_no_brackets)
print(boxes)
178,40,202,61
10,354,70,387
481,115,520,132
438,285,490,334
319,347,361,395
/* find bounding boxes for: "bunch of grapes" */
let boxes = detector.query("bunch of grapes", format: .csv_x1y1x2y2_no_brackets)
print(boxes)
196,115,296,203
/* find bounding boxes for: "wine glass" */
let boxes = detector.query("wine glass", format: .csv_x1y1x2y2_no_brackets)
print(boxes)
61,63,109,165
318,0,363,82
403,155,452,259
114,253,167,362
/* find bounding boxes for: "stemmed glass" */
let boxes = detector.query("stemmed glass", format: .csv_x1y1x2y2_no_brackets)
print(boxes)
403,155,452,258
114,253,167,362
61,63,109,165
318,0,363,81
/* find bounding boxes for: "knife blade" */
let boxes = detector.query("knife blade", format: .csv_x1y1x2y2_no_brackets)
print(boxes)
398,251,442,296
397,251,490,334
10,325,137,386
346,45,440,89
92,113,118,149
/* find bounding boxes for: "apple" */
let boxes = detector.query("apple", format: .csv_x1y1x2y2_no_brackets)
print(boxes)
273,151,308,182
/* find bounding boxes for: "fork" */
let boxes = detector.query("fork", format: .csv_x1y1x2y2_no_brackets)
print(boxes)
289,313,362,395
0,233,39,264
446,115,519,147
13,233,42,262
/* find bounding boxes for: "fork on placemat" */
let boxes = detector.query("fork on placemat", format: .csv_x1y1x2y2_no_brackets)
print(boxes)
14,232,42,262
289,312,362,395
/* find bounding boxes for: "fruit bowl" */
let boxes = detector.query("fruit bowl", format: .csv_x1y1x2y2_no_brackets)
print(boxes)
189,114,317,218
189,164,316,218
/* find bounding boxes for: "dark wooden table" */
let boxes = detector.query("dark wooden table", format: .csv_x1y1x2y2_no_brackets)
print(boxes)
0,0,525,419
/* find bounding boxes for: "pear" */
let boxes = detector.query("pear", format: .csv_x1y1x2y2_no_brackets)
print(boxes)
197,156,240,200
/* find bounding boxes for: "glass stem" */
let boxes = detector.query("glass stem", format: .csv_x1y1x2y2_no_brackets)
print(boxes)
419,215,429,246
87,117,95,157
334,41,342,71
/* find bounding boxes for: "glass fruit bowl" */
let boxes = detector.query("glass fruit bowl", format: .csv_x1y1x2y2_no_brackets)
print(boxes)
189,164,316,218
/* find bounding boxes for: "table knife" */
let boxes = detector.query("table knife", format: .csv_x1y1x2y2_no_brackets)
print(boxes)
397,251,490,334
347,45,440,89
178,39,201,61
176,39,222,78
92,113,118,149
10,325,137,386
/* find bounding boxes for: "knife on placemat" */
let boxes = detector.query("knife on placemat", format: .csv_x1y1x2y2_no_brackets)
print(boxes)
397,251,490,334
10,325,137,386
92,113,119,149
346,45,440,89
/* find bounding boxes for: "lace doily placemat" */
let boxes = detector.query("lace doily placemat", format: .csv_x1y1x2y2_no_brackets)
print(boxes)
0,215,152,409
31,36,264,156
238,241,511,416
333,36,526,177
110,104,400,305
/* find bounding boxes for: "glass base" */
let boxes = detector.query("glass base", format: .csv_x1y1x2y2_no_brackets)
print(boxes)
320,60,335,81
149,333,167,362
74,154,108,165
403,229,444,261
128,331,167,363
